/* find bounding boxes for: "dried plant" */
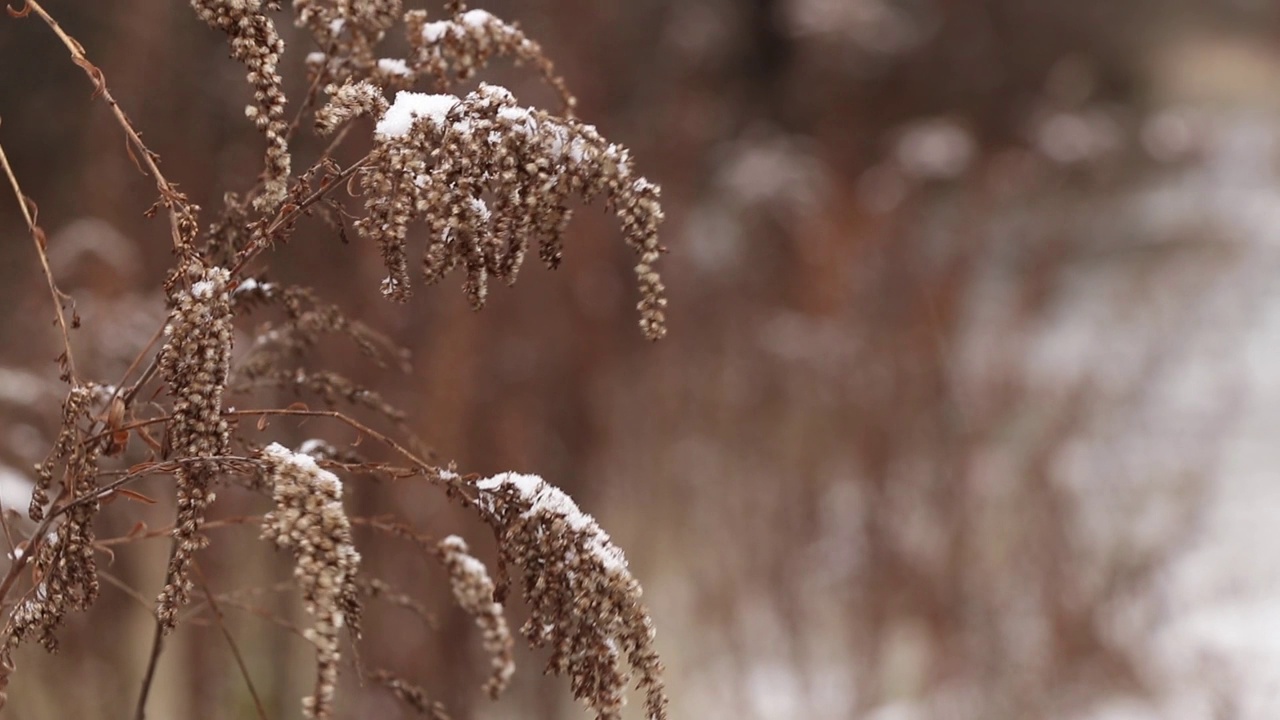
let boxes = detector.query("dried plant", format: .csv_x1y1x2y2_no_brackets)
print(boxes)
315,81,667,337
479,473,667,720
260,442,362,717
436,534,513,699
0,1,670,718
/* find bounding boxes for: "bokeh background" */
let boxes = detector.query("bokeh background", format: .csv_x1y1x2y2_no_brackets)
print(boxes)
4,0,1280,718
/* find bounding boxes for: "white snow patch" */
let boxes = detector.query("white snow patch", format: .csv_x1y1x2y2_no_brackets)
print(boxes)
460,9,496,28
421,20,453,43
263,442,343,495
375,91,460,138
477,472,629,574
191,280,215,299
377,58,412,77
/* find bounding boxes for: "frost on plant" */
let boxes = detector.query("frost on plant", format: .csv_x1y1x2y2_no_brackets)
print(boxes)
261,443,362,719
319,82,668,339
478,472,668,720
155,265,235,631
438,535,515,699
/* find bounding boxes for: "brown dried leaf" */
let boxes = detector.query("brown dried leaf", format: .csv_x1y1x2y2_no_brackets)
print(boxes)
71,56,106,99
137,424,163,455
114,488,157,505
124,137,148,175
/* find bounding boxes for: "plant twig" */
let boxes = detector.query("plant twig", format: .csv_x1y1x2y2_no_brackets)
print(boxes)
227,408,460,496
14,0,191,252
0,502,15,557
194,562,269,720
97,515,262,548
0,456,253,615
229,156,369,276
0,133,78,381
133,566,168,720
99,569,157,613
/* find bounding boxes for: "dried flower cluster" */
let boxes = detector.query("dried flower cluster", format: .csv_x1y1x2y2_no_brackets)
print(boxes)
190,0,290,209
367,669,450,720
477,472,668,720
295,0,401,85
29,384,96,521
155,266,234,630
300,1,573,110
7,392,102,653
403,5,574,110
233,280,403,369
317,82,668,338
260,443,362,719
437,535,515,698
233,281,410,421
6,381,109,657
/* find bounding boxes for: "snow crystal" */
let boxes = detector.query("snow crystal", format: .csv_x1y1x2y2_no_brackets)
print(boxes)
189,266,229,300
298,439,331,456
306,51,326,65
497,106,535,135
233,277,274,296
421,20,453,43
263,442,343,495
476,472,629,574
191,280,215,299
460,9,496,27
375,91,460,138
377,58,412,77
477,471,542,498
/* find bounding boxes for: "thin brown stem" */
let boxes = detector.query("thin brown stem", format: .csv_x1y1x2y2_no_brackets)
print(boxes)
0,134,78,380
82,415,171,448
227,408,454,489
229,156,369,276
106,323,165,414
18,0,190,251
0,503,14,557
283,41,338,146
133,560,167,720
0,456,253,618
193,563,269,720
97,515,262,548
98,569,157,613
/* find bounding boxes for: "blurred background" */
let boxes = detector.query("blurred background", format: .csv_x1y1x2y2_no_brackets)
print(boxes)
4,0,1280,718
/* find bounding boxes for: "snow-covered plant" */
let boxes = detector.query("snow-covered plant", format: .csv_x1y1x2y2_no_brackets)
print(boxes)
0,1,669,718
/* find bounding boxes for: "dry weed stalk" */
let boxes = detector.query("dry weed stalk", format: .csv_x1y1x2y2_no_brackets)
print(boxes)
0,1,670,718
437,535,514,699
260,443,362,717
479,472,667,720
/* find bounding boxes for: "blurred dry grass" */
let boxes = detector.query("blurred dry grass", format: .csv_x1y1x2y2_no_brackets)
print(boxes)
2,1,1276,718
